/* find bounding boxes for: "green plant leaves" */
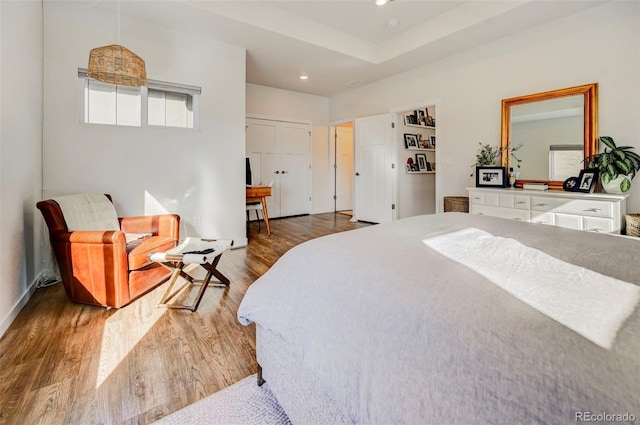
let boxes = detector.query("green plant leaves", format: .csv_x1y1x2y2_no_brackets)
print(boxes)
616,160,631,174
589,137,639,188
621,177,631,193
600,136,617,150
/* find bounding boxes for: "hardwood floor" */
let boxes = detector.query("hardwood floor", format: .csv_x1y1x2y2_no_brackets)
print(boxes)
0,213,371,425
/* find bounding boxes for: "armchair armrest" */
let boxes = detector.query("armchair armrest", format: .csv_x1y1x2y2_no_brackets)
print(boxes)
119,214,180,240
52,230,126,245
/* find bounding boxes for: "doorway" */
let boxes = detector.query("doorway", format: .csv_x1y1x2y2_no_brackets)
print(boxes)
333,122,354,215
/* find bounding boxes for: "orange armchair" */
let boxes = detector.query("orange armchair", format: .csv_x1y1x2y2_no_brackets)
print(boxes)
37,194,180,308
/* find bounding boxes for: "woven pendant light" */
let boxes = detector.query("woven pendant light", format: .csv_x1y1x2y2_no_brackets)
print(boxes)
87,1,146,86
87,44,147,86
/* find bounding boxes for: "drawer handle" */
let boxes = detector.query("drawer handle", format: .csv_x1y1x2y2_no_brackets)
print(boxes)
534,203,549,207
583,208,602,212
474,197,481,200
515,201,527,205
513,218,523,221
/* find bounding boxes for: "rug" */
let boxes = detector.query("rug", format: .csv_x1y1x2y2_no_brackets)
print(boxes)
153,374,291,425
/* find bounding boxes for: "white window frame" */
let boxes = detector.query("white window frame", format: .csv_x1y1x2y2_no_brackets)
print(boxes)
78,68,201,130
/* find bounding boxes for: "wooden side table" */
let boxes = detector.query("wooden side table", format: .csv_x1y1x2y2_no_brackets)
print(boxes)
246,185,272,235
149,238,233,312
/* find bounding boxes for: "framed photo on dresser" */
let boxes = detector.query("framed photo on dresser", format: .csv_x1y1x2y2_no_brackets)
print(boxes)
476,166,507,188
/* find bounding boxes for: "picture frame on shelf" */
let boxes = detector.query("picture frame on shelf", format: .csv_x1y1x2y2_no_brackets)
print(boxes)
425,161,433,172
576,169,598,193
476,166,507,188
405,164,412,172
417,110,427,126
430,135,436,147
415,153,428,171
426,106,436,127
410,163,420,172
404,133,419,148
417,134,426,148
404,112,416,126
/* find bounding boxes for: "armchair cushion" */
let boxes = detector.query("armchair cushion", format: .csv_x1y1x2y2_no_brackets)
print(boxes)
128,236,176,271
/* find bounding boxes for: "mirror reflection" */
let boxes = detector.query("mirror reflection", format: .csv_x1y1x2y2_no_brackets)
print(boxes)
510,95,584,181
501,83,598,189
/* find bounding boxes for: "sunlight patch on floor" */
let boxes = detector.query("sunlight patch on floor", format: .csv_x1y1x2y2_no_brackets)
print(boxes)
95,302,165,389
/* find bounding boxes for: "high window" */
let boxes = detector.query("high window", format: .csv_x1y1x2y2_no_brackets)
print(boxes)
78,68,201,129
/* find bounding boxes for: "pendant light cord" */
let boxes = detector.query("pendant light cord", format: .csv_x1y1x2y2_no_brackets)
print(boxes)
117,0,120,44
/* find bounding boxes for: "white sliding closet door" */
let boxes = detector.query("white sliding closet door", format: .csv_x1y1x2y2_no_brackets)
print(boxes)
246,117,311,218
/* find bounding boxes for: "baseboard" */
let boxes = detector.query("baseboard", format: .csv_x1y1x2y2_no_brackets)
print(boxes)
233,238,248,249
0,272,43,338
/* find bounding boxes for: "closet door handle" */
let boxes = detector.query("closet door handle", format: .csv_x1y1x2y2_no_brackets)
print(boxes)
355,172,360,176
274,171,280,174
281,170,288,174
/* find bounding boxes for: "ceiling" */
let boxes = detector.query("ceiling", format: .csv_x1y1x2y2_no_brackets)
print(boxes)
115,0,607,97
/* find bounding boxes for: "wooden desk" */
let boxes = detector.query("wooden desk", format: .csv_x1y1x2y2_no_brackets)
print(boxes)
246,185,272,235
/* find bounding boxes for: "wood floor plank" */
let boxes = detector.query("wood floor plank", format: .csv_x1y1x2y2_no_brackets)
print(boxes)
0,213,370,425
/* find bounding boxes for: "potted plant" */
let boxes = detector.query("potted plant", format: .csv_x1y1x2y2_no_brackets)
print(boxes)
585,136,640,193
470,142,522,176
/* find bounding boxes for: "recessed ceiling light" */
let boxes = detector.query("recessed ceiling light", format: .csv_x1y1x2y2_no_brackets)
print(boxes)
299,75,308,80
375,0,388,5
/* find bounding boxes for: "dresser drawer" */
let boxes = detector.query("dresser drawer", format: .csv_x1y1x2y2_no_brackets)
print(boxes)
470,191,501,206
531,197,613,218
513,195,531,210
471,205,530,222
531,211,554,225
584,217,614,233
469,191,484,205
555,213,583,230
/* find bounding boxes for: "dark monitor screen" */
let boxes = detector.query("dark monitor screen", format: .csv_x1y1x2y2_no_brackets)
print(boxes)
246,158,252,185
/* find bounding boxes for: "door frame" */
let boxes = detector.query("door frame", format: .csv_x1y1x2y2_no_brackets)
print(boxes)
330,121,355,213
389,98,441,213
329,118,356,214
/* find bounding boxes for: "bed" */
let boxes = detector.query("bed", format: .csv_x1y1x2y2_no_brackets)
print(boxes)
237,213,640,425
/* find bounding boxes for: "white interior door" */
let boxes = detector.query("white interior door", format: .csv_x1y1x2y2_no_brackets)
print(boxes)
246,118,311,219
279,122,311,217
335,125,354,212
246,118,281,217
354,114,393,223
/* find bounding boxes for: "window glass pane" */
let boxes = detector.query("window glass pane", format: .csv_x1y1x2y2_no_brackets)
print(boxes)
166,92,191,128
87,80,116,125
148,88,166,126
80,70,198,129
116,86,141,127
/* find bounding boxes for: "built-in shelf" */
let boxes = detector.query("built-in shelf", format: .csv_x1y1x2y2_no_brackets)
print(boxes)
405,171,436,174
405,124,436,130
405,148,435,152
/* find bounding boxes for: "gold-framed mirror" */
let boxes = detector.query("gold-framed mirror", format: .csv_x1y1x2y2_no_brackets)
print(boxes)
501,83,598,190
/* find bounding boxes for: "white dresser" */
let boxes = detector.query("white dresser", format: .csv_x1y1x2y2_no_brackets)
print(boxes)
467,187,629,234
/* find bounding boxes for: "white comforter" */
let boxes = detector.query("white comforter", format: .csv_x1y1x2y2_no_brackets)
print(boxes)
238,213,640,425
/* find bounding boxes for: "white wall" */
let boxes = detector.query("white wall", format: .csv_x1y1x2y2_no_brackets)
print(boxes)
330,2,640,212
43,2,246,246
246,83,331,214
0,1,44,336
